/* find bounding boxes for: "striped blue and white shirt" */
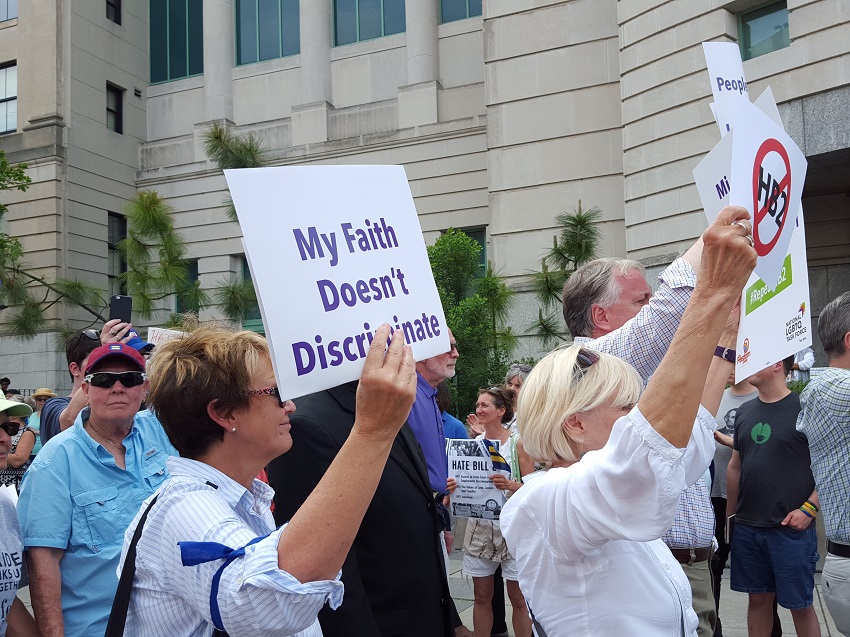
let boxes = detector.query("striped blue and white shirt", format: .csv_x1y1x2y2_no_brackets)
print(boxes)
119,457,343,636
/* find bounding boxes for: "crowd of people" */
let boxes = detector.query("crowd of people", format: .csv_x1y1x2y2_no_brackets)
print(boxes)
0,205,849,637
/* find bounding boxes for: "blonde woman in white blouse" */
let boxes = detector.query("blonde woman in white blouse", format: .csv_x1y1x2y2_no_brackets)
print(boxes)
501,207,757,637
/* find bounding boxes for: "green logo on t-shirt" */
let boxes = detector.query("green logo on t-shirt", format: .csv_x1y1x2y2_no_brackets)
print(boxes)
751,422,772,444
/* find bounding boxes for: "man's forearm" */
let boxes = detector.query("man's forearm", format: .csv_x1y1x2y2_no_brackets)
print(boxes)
58,387,87,431
27,548,65,637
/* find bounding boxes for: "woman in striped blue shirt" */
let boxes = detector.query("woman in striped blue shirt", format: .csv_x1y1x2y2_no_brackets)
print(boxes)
116,323,416,636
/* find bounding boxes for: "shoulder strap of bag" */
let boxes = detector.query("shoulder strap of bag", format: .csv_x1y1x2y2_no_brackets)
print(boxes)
527,602,549,637
104,494,229,637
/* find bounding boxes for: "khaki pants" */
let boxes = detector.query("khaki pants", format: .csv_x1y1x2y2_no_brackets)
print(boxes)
680,557,717,637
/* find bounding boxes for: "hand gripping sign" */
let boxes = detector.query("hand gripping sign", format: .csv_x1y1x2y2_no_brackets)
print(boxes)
729,100,807,289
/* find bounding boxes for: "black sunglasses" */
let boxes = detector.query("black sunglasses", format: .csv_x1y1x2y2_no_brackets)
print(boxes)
84,371,147,389
575,348,600,375
509,363,532,373
71,329,101,351
247,386,287,408
0,422,22,437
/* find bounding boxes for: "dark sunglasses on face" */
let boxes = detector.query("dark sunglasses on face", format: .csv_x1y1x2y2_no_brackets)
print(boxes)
0,422,22,437
247,386,287,408
84,371,147,388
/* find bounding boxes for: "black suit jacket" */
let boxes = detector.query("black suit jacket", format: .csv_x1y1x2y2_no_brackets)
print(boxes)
269,381,455,637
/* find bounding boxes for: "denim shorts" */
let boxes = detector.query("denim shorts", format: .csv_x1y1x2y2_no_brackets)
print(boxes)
730,522,819,609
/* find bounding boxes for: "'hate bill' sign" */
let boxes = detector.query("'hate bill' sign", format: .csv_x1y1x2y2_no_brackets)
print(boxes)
225,165,449,400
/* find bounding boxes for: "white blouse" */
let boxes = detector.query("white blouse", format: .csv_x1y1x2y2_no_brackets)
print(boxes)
501,405,716,637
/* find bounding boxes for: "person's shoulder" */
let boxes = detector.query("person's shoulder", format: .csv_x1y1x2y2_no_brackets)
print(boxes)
41,396,70,417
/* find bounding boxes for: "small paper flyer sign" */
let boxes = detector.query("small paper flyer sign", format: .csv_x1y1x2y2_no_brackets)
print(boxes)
703,41,750,136
224,165,450,400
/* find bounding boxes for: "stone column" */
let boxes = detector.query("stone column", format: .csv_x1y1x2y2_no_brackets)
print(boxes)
292,0,333,145
203,0,235,123
399,0,440,128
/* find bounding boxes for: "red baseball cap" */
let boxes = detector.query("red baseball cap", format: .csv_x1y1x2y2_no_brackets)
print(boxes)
85,343,146,374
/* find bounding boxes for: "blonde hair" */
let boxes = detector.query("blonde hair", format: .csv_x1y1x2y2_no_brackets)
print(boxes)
516,344,642,464
146,325,271,458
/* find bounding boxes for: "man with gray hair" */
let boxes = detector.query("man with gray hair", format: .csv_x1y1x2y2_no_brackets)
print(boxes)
561,222,733,637
797,291,850,635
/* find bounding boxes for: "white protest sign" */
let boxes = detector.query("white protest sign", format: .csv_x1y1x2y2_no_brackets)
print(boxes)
703,41,750,136
729,100,807,289
734,207,812,381
224,166,449,399
447,439,507,520
146,327,188,346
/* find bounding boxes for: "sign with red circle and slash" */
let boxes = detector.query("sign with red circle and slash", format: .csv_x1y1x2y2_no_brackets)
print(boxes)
752,138,791,257
729,99,806,290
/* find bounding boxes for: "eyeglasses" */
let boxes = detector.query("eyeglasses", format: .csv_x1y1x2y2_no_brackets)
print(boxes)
575,348,600,375
449,342,459,353
84,371,147,388
247,386,287,408
35,396,50,402
509,363,532,373
0,422,22,437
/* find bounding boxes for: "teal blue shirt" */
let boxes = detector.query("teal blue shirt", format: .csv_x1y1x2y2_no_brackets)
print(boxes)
16,409,177,637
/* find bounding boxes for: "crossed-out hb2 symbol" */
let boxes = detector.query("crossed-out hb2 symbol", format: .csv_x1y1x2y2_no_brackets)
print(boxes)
752,138,791,257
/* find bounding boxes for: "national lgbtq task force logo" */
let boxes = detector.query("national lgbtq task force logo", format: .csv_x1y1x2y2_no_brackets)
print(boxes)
785,303,809,343
737,338,751,365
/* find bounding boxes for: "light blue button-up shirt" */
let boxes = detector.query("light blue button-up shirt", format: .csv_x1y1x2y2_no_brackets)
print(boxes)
17,409,177,637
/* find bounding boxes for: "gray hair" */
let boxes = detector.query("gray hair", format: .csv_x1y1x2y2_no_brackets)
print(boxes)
561,258,644,338
505,363,533,385
818,292,850,360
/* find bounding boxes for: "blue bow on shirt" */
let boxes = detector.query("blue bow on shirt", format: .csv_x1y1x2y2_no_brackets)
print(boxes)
179,535,269,632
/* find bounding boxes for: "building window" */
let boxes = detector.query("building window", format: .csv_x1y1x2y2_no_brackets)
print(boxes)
0,63,16,134
107,0,121,24
150,0,204,83
440,0,481,23
0,0,17,22
333,0,405,46
738,1,790,61
236,0,300,65
106,83,124,133
108,213,128,297
175,259,200,314
461,227,486,277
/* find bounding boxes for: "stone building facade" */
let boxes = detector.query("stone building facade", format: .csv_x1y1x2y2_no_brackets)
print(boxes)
1,0,848,390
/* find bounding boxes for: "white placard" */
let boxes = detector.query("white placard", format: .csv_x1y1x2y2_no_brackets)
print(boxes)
734,208,812,381
447,439,507,520
146,327,188,346
728,100,807,289
224,166,449,400
703,41,750,136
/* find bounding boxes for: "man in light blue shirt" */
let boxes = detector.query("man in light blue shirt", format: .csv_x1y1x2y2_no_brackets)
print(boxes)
17,343,177,637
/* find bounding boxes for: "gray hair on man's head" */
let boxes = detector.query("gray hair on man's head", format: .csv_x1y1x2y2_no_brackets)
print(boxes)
818,292,850,360
561,258,644,338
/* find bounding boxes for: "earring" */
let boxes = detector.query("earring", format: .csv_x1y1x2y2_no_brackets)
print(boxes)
231,427,236,432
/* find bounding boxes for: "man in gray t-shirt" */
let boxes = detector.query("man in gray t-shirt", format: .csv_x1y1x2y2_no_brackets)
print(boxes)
710,379,756,637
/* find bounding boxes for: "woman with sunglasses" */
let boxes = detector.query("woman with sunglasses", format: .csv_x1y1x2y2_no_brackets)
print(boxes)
0,402,37,492
499,208,758,636
462,385,532,637
0,399,40,637
110,323,415,637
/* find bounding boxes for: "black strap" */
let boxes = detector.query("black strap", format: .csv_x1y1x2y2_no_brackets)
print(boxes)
527,601,549,637
104,495,228,637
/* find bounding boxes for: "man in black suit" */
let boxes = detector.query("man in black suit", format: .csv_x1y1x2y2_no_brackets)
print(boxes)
269,381,455,637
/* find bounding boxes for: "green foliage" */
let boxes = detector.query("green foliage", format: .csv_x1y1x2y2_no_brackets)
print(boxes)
428,230,515,416
0,144,31,220
203,122,269,223
528,201,602,347
786,380,809,394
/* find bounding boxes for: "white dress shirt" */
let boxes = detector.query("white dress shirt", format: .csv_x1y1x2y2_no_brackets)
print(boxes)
501,406,716,637
120,457,343,637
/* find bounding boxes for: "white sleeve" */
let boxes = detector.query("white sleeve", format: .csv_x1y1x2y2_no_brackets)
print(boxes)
502,406,716,560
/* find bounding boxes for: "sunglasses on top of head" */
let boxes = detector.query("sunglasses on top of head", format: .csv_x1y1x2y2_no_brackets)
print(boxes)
84,371,147,389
